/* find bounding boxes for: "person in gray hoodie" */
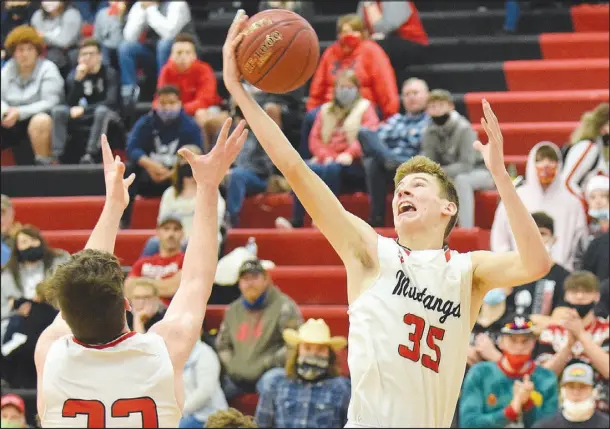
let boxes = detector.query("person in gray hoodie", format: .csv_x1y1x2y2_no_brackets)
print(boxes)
421,89,494,228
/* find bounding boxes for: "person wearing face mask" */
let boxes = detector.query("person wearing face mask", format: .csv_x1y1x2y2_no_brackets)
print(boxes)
492,142,587,271
0,226,68,322
535,271,609,413
300,13,398,159
255,318,351,428
506,212,570,318
121,85,203,229
563,102,609,206
460,314,559,428
534,363,609,428
573,176,609,271
215,260,304,401
420,89,495,229
276,70,379,229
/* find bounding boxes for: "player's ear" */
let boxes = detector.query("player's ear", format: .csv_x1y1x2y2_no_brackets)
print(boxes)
441,200,457,217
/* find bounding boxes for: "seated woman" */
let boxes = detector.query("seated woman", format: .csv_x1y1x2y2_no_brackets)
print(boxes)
277,70,380,229
141,144,227,257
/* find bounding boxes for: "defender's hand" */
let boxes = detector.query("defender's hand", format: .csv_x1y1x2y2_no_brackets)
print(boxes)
101,134,135,209
222,9,249,92
473,99,506,177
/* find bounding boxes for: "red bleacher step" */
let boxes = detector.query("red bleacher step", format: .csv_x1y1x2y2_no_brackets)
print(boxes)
503,59,609,91
570,4,610,32
539,32,609,60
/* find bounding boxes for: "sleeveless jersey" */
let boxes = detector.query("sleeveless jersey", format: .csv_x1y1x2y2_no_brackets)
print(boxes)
40,331,181,428
346,235,473,427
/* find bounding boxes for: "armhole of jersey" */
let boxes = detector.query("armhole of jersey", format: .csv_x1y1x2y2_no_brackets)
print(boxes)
348,234,385,311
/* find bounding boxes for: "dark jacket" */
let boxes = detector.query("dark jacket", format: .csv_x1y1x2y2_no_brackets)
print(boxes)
66,64,119,112
233,123,274,178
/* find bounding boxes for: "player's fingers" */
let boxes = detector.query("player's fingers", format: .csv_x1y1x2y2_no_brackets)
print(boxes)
115,159,125,178
228,119,246,143
124,172,136,187
177,148,196,165
228,9,246,41
472,140,485,153
216,117,233,147
101,134,112,167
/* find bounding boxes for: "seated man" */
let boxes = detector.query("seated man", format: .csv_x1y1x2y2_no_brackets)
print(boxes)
124,215,185,307
460,314,558,428
255,318,351,428
215,259,303,400
51,38,120,164
359,77,430,226
421,89,494,228
125,278,166,333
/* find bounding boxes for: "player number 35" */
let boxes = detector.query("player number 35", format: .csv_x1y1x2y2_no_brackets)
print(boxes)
62,397,158,428
398,313,446,373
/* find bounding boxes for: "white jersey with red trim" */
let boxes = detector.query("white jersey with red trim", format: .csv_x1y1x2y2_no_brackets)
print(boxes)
40,331,181,428
346,235,473,428
563,139,609,200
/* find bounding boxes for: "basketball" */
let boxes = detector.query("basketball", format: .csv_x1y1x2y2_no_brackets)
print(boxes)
236,9,320,94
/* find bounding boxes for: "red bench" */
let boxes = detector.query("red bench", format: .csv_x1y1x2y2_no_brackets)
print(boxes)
570,4,610,32
540,32,609,60
473,122,576,155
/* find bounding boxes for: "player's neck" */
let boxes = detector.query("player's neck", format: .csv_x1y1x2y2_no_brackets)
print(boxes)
396,230,445,251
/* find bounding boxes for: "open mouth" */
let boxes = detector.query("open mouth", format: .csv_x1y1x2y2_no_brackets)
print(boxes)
398,202,417,215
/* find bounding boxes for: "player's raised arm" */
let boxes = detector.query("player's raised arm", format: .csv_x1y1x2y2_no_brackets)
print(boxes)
223,11,378,277
471,100,552,295
149,118,248,368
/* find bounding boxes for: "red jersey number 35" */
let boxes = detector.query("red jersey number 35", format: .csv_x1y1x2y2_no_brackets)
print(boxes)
398,313,446,373
62,397,158,428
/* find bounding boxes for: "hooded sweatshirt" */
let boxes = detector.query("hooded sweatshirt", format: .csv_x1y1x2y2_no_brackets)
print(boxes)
491,142,587,271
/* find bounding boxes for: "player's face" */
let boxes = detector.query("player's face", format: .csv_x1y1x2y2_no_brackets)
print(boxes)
587,189,609,210
0,405,25,427
564,288,599,307
402,81,429,114
500,334,536,356
298,342,330,359
171,41,196,70
392,173,453,236
562,382,594,403
157,222,183,253
238,272,268,303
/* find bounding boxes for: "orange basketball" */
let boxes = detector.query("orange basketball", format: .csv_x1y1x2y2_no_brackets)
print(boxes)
236,9,320,94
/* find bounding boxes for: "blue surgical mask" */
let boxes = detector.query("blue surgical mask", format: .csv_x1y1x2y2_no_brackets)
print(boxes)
588,207,609,221
335,87,358,106
483,288,506,305
156,108,180,122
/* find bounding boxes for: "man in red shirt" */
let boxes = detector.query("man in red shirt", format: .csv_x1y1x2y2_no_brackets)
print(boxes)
157,33,228,150
125,214,185,306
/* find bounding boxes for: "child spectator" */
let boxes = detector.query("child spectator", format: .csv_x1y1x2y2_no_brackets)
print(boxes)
1,25,64,165
93,1,128,68
573,176,609,271
51,38,120,164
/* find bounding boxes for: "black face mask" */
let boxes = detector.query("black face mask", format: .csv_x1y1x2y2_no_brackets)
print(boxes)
602,134,609,146
178,163,193,179
296,354,329,382
18,245,44,262
564,301,596,318
431,113,450,126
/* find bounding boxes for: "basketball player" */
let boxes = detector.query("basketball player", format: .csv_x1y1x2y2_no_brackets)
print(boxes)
33,119,249,427
223,11,552,428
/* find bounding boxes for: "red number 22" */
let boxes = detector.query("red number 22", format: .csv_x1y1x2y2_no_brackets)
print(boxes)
62,397,158,428
398,313,445,373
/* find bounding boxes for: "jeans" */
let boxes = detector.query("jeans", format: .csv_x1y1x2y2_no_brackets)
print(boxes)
222,367,285,400
291,161,365,227
141,236,188,257
179,415,204,428
299,106,321,159
117,39,174,87
450,168,495,228
226,167,268,226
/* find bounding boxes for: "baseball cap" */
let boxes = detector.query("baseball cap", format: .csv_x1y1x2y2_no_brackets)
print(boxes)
238,259,265,278
561,363,595,386
0,394,25,414
501,314,534,335
1,194,12,211
157,214,183,228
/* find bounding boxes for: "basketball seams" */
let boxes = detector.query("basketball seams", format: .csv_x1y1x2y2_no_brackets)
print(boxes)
252,27,308,88
281,32,318,92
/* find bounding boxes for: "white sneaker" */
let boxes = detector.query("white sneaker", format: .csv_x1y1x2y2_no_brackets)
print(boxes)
275,217,293,230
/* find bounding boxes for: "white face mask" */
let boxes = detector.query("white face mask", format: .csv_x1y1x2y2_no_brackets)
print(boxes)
561,395,596,422
41,1,61,13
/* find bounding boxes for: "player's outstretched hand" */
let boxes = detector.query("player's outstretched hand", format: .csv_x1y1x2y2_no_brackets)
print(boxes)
178,118,248,188
101,134,135,209
473,99,506,177
222,9,249,92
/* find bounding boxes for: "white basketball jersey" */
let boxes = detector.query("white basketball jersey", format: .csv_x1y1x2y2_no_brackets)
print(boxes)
40,331,181,428
346,236,472,428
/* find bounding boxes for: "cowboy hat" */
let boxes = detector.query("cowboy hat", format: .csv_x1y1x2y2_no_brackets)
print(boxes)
214,247,275,286
283,319,347,352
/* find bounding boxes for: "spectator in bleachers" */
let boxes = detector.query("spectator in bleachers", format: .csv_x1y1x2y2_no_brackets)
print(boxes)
468,288,508,368
301,13,398,158
535,271,609,412
121,85,203,228
506,212,570,317
582,231,609,282
119,0,200,106
215,259,303,400
255,318,351,428
563,102,609,205
206,408,258,429
141,144,227,257
421,89,493,229
93,1,127,68
180,322,229,428
534,363,610,428
1,25,64,165
359,77,429,226
30,1,82,77
51,38,120,164
0,394,28,428
357,1,429,71
0,225,69,320
501,1,520,34
73,0,108,24
491,142,587,271
460,314,559,428
1,1,36,66
125,279,166,333
1,195,21,251
157,33,225,149
277,70,379,229
224,103,274,228
573,176,609,271
124,215,185,307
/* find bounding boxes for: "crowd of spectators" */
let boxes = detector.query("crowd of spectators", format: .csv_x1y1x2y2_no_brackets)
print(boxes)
1,1,608,428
